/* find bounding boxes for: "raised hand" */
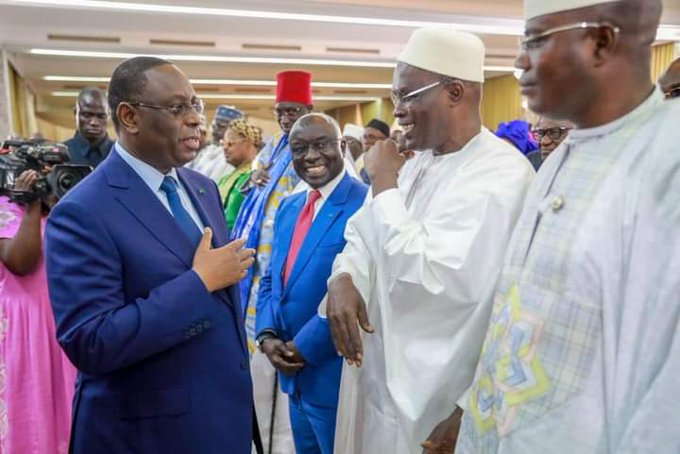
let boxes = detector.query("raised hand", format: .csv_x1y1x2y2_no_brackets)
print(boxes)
192,229,255,292
251,163,272,188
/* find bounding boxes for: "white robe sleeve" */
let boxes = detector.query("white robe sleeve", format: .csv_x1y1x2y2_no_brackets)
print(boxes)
329,197,375,306
613,153,680,453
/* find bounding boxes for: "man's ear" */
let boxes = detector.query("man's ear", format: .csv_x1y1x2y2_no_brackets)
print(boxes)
592,25,618,66
117,103,139,134
340,139,347,157
444,79,465,105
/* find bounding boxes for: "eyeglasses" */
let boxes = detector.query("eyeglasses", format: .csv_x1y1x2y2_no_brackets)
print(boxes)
126,98,204,116
290,138,342,156
390,80,441,106
520,22,621,52
531,127,571,142
273,106,306,118
664,86,680,100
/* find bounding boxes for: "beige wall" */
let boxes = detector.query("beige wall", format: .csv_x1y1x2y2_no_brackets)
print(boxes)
360,98,394,129
651,42,676,83
481,75,525,131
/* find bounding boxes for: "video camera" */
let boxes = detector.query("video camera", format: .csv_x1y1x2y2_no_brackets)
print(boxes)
0,140,92,205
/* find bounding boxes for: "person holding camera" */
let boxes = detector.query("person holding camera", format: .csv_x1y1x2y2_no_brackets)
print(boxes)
0,169,76,454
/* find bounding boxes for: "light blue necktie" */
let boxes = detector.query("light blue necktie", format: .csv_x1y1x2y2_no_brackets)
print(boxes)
160,176,202,246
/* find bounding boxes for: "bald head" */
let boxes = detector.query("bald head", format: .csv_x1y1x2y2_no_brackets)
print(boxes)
659,58,680,99
290,113,345,189
75,86,109,143
290,113,341,139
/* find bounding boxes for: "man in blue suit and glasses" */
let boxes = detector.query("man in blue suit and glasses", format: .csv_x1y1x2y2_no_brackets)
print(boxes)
45,56,258,453
255,113,367,454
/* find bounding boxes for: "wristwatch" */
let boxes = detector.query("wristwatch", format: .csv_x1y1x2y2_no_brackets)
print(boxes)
255,331,277,351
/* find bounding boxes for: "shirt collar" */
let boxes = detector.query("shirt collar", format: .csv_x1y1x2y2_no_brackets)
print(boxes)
565,88,664,143
114,142,179,192
73,132,110,156
308,169,346,202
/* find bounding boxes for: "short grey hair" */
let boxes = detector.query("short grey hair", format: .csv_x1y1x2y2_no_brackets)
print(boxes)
290,112,341,138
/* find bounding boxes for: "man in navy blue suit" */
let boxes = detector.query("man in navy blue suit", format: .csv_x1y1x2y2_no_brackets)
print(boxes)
255,113,367,454
45,56,257,453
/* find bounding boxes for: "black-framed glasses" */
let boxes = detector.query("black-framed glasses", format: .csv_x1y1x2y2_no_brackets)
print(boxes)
520,21,621,52
531,127,571,142
390,80,441,106
290,138,342,156
664,86,680,100
126,98,204,116
273,106,305,118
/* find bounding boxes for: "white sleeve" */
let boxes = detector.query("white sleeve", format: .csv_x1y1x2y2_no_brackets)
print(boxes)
329,197,375,306
614,153,680,453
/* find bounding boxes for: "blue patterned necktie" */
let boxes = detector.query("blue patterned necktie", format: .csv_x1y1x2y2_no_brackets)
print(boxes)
160,176,202,246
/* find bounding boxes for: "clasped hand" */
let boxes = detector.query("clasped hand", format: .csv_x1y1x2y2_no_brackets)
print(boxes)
261,339,305,376
363,139,406,184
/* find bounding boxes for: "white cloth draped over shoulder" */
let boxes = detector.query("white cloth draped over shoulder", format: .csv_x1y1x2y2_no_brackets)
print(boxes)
329,129,535,453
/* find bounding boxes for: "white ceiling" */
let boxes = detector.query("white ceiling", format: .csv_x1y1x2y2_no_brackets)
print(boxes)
1,0,679,126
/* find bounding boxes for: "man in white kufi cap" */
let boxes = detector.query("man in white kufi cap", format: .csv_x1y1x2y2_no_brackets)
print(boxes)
325,27,535,453
451,0,680,453
342,123,366,175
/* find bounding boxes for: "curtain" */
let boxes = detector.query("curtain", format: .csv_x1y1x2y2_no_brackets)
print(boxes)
481,75,523,131
650,42,676,83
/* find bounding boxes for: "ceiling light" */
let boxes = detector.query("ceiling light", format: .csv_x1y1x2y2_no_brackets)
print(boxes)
483,66,517,73
7,0,680,41
50,90,382,102
30,48,395,68
44,75,395,88
8,0,524,36
44,75,110,82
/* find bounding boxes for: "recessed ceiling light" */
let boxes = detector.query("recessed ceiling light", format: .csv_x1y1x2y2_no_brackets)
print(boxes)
50,90,382,102
9,0,524,36
30,48,395,67
7,0,680,41
43,75,395,88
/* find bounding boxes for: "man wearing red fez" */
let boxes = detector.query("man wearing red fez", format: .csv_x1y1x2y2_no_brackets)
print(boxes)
231,69,313,454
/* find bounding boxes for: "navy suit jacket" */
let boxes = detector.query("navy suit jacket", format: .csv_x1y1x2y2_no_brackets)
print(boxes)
256,173,367,408
45,150,253,454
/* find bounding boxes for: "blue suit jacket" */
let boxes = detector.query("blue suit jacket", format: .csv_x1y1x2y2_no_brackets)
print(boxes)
45,150,253,454
256,173,367,408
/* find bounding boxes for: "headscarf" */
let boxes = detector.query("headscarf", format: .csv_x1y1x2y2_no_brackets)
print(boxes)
495,120,538,155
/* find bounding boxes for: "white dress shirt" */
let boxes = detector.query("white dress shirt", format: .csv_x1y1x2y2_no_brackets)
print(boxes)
115,143,205,231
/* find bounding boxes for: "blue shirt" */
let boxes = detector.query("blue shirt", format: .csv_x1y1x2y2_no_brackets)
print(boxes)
115,142,205,231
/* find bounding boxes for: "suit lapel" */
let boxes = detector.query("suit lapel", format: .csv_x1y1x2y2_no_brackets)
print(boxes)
107,153,196,268
178,169,238,311
283,174,351,298
177,169,225,247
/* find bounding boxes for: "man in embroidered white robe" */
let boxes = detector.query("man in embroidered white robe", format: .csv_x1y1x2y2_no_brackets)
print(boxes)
447,1,680,453
325,28,535,454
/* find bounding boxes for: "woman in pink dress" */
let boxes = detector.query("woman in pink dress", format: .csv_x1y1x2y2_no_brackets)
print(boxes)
0,170,76,454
